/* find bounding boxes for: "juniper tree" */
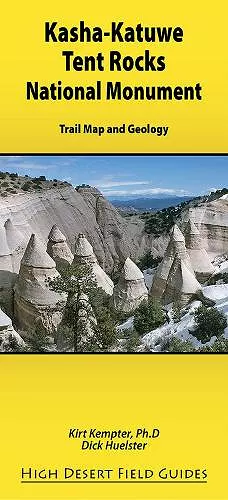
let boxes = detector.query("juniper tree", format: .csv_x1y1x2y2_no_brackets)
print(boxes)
193,305,227,344
134,298,166,335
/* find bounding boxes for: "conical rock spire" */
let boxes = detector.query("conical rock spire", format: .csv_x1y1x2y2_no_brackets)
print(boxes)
0,225,14,315
47,225,73,270
22,233,56,269
184,219,215,281
151,224,189,298
163,256,202,306
4,218,24,253
73,234,114,295
74,233,97,262
123,257,145,281
113,257,148,312
0,225,11,257
172,224,185,242
14,233,66,333
48,224,66,243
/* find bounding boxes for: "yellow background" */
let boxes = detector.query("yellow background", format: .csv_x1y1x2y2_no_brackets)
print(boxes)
0,355,227,500
0,1,228,499
0,0,228,152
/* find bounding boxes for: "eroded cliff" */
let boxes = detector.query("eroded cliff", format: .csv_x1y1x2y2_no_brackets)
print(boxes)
0,185,151,273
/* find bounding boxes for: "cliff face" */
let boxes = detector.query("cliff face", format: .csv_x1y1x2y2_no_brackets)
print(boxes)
183,196,228,258
0,185,151,273
1,186,227,282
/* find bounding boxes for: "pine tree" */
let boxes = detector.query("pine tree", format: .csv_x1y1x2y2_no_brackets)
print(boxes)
172,298,182,323
134,298,165,335
49,262,116,352
87,287,117,351
193,305,227,343
48,262,97,352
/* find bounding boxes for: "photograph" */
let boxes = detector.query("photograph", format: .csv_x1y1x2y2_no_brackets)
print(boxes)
0,154,228,354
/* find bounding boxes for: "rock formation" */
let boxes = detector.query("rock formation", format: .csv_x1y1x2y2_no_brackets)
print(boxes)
73,233,114,295
0,225,16,315
0,224,13,269
4,218,26,273
151,225,192,298
4,218,24,254
163,257,202,306
183,195,228,257
76,186,151,269
0,308,24,352
184,219,215,282
151,224,202,306
47,224,73,270
0,185,154,274
14,234,66,334
113,257,148,312
0,178,227,347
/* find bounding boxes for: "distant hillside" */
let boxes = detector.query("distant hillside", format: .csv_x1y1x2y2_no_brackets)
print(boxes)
143,188,228,236
111,196,192,213
0,171,70,197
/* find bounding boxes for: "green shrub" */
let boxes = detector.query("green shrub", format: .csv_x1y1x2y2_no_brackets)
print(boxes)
160,336,195,352
207,188,228,202
193,305,227,343
110,262,123,285
144,196,203,236
1,181,9,187
26,327,53,353
75,183,91,190
207,272,228,285
1,333,25,353
200,337,228,352
31,177,44,185
0,172,7,179
120,328,141,352
22,181,32,191
134,298,166,335
137,252,162,271
172,299,183,323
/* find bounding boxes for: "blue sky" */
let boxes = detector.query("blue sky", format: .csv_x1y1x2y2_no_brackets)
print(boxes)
0,155,227,199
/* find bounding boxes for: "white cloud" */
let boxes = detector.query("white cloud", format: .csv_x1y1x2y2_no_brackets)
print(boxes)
96,181,150,188
0,160,54,171
101,188,189,197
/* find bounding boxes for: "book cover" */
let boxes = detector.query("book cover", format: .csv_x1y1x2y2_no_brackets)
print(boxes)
0,1,227,500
